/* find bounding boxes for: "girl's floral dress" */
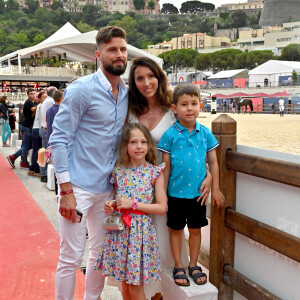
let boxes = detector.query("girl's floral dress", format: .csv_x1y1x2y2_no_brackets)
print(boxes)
95,162,165,285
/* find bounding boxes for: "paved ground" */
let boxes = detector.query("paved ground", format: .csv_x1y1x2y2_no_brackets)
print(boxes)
0,137,122,299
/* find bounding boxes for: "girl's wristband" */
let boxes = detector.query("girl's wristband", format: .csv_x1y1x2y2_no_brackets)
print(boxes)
132,199,138,210
60,190,73,196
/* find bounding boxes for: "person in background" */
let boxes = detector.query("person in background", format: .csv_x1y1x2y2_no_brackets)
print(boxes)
28,91,47,177
20,88,36,168
158,83,225,287
278,97,285,117
0,95,11,147
46,90,63,142
49,26,128,300
40,86,57,182
46,90,63,193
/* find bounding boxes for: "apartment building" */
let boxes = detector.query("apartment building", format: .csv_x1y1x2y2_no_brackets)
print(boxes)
220,0,263,15
144,33,231,56
63,0,160,14
237,21,300,54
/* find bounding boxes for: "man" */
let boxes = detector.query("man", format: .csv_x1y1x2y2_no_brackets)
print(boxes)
20,88,36,168
49,26,128,300
40,86,57,182
278,97,285,117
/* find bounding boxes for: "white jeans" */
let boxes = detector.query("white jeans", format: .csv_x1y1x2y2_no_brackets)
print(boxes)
55,185,114,300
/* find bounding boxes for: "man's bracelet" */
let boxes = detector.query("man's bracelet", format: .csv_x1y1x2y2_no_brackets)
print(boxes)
60,190,73,196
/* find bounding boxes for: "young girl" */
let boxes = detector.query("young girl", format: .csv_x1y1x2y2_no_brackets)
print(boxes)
95,123,167,300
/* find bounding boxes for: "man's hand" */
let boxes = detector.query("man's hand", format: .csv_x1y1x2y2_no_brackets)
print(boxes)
59,193,77,223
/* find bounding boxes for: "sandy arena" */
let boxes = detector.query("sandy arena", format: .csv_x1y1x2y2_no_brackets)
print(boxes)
197,112,300,156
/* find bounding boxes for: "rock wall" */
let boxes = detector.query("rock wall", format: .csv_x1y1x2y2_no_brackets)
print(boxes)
259,0,300,26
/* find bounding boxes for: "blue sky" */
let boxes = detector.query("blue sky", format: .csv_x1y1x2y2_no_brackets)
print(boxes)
160,0,244,10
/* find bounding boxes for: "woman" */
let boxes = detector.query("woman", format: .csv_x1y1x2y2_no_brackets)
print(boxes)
0,95,12,147
128,57,212,297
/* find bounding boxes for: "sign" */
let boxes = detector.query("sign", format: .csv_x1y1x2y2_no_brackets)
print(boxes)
179,76,184,82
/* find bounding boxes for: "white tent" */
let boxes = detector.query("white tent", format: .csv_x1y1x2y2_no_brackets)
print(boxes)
207,69,248,80
248,60,300,87
0,22,163,73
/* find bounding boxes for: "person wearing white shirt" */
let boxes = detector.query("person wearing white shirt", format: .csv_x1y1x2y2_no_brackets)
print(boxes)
49,26,128,300
39,86,57,182
278,97,285,117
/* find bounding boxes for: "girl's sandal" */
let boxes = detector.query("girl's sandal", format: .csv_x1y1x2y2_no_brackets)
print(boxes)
173,267,190,287
188,266,207,285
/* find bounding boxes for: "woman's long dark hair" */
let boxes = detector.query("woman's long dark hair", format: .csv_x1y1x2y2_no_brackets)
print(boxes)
128,56,173,116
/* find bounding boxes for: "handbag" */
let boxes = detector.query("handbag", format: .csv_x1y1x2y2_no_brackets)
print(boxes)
102,211,124,231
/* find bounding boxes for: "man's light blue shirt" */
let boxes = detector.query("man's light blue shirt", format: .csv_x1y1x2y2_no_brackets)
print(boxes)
158,120,219,199
49,68,128,193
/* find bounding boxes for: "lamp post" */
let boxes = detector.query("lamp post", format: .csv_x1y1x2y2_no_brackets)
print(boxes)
194,32,198,84
175,27,179,85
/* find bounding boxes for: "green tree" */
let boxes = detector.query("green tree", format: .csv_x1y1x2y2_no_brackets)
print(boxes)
33,33,45,44
76,21,94,33
33,7,51,24
51,0,63,10
133,0,145,11
0,0,5,13
280,43,300,61
196,53,211,71
180,1,214,14
114,15,138,45
82,5,102,27
161,3,178,14
24,0,39,13
16,17,29,31
5,0,19,10
231,10,247,28
147,0,155,13
8,32,30,48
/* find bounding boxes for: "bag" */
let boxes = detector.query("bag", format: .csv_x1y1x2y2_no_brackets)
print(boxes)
102,212,124,231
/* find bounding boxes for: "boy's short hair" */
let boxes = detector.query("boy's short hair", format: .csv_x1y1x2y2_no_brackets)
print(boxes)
172,83,200,105
96,26,126,49
53,90,63,103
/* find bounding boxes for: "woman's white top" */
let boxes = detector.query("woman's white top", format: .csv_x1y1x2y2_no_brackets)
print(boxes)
129,109,176,163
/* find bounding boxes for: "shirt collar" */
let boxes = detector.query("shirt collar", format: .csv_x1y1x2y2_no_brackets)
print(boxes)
96,67,126,92
174,120,200,133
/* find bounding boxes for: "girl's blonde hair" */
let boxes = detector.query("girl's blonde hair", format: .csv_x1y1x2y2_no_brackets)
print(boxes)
117,123,157,166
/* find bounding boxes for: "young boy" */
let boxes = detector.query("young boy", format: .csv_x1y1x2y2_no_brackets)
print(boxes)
158,83,225,286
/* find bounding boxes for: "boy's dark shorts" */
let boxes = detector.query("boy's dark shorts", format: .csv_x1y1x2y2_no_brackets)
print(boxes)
167,195,208,230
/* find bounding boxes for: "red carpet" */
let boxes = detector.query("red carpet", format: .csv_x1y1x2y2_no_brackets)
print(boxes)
0,153,85,299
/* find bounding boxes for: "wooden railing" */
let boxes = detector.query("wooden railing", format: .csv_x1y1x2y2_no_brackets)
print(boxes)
209,114,300,299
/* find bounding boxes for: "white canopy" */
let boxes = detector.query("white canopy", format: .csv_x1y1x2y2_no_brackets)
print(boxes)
0,22,163,69
248,60,300,87
207,69,248,80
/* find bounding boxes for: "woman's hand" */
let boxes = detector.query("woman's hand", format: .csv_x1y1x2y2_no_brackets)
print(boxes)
104,201,115,215
116,197,133,210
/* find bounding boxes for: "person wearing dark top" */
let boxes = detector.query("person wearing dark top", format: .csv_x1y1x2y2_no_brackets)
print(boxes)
20,88,36,168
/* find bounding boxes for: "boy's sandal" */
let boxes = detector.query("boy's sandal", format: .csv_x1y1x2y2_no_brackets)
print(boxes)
173,267,190,286
188,266,207,285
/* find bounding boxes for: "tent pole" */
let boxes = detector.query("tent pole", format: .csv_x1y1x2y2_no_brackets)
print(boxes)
18,55,22,74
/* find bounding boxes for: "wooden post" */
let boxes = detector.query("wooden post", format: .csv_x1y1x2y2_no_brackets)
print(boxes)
210,114,237,300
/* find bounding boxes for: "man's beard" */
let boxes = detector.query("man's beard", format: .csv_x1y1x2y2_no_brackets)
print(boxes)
103,59,127,76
